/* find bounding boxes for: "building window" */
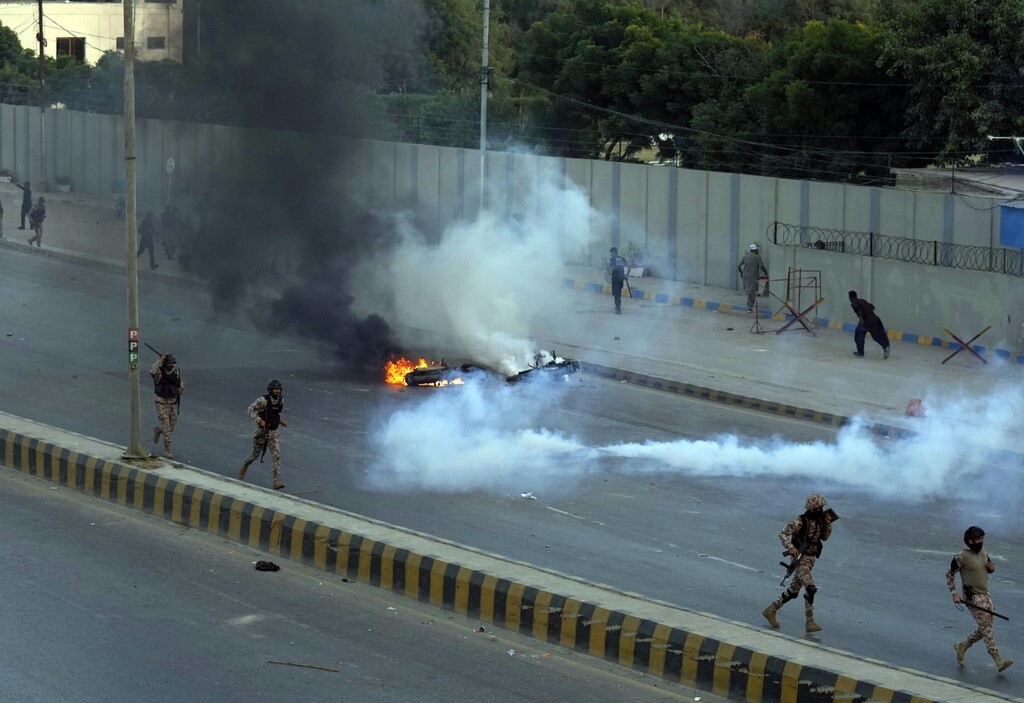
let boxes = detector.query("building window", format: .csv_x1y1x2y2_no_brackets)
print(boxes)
116,37,124,50
147,36,166,50
56,37,86,63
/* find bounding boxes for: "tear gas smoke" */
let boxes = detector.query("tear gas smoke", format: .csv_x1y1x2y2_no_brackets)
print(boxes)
368,383,1023,515
159,0,429,375
357,161,599,375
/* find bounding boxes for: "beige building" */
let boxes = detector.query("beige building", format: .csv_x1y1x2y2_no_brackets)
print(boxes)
0,0,183,64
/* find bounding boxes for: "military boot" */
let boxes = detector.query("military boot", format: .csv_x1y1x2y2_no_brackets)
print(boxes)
954,641,968,666
163,444,174,459
993,652,1014,672
762,603,780,628
805,613,822,633
152,426,162,444
238,460,252,480
272,478,286,490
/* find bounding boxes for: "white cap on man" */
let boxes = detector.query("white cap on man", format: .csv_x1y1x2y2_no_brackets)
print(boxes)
749,243,759,251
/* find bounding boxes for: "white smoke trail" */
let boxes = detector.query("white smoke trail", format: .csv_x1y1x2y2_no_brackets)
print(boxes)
355,158,600,375
368,383,1024,511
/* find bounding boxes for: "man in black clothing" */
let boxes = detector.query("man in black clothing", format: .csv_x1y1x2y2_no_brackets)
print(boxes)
848,290,890,359
608,247,630,314
14,180,31,229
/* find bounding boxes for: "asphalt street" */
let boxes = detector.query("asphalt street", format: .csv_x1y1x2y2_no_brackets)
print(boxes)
1,248,1020,693
0,470,725,703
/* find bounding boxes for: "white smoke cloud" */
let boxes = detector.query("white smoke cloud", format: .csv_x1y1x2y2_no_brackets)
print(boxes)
356,158,600,375
367,382,1024,514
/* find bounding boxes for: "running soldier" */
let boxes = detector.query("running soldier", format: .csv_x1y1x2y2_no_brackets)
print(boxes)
26,196,45,247
947,526,1013,671
762,493,836,633
149,353,183,458
238,379,289,490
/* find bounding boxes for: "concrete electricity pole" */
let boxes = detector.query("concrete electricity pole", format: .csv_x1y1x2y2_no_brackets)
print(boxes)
478,0,490,212
123,0,146,459
36,0,45,186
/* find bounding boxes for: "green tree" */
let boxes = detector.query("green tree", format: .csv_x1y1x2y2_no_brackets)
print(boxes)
879,0,1024,161
741,19,909,180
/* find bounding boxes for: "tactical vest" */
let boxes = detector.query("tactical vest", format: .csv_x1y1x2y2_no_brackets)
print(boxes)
792,512,827,557
610,255,626,279
154,367,180,399
262,395,284,430
957,548,990,597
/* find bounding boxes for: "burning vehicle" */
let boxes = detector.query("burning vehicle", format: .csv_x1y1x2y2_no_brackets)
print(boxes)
384,352,581,387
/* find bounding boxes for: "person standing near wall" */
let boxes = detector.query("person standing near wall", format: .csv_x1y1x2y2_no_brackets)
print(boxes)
608,247,630,315
15,180,31,229
737,243,768,312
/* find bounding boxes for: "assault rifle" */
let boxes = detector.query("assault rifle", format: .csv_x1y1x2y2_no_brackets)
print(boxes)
961,601,1009,621
778,508,839,586
144,342,181,410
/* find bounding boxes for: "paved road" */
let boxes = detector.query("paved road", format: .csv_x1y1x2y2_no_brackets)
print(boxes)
1,249,1021,693
0,470,728,703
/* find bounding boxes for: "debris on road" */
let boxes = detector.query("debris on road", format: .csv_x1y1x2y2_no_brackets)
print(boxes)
255,560,280,572
520,491,537,500
267,660,339,673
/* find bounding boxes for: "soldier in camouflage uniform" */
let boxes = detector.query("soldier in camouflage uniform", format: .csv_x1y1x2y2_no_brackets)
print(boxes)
149,353,183,458
947,526,1013,671
238,379,289,490
762,493,835,633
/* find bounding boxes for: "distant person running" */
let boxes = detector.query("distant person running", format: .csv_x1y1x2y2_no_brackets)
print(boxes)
848,290,890,359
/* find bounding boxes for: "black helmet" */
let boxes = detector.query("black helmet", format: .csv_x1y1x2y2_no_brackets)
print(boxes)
963,526,985,543
610,247,618,254
266,379,283,391
163,354,177,365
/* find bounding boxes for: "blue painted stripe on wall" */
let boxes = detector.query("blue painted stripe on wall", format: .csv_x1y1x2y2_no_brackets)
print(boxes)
668,169,678,278
410,145,418,209
611,161,621,249
800,180,809,243
456,148,465,219
870,188,879,233
730,174,740,284
943,194,954,267
505,152,514,218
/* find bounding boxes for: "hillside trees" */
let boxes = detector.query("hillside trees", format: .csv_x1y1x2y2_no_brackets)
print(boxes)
878,0,1024,162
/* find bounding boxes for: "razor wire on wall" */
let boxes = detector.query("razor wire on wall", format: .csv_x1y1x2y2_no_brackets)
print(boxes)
768,222,1024,277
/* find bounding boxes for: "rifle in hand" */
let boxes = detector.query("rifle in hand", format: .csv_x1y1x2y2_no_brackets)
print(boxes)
962,601,1010,621
779,548,806,586
778,508,839,585
144,342,182,410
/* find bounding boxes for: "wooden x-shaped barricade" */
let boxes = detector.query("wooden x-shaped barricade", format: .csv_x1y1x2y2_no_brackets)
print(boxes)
941,325,991,365
774,297,825,336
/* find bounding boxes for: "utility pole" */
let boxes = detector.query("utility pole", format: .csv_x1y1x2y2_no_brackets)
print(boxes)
36,0,45,187
123,0,146,459
478,0,490,212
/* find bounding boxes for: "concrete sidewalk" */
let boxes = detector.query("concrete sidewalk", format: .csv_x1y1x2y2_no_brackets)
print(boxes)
3,183,1023,448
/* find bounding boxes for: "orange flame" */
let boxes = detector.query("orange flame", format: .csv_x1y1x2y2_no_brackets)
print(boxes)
384,357,433,385
383,356,465,386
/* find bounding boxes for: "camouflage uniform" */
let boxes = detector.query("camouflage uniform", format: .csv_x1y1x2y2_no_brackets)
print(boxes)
240,387,287,489
27,198,45,247
149,358,183,457
947,527,1013,671
763,493,833,633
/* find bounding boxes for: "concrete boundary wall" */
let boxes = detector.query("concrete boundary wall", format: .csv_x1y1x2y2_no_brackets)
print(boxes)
1,102,1021,345
3,418,1019,703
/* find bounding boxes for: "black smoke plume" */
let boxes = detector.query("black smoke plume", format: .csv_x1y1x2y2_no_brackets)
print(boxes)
154,0,429,374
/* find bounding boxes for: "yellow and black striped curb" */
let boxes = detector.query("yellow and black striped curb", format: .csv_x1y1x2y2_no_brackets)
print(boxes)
5,428,1017,703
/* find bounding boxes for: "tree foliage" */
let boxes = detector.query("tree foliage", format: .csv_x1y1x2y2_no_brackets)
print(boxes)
0,0,1022,181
